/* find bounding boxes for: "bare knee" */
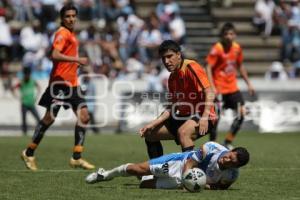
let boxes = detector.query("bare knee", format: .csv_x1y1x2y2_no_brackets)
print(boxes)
177,129,193,147
42,112,55,125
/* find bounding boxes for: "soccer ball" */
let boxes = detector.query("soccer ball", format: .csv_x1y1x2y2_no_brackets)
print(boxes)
182,168,206,192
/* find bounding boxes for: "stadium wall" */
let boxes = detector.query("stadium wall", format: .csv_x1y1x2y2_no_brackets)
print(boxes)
0,78,299,133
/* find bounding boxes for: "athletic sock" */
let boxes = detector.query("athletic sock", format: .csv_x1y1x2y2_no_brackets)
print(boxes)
182,146,195,152
73,125,86,159
72,145,83,160
145,140,163,159
26,121,51,156
104,163,131,180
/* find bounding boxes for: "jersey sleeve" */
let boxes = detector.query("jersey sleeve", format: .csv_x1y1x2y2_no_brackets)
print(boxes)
203,142,227,157
187,62,211,90
189,149,204,163
206,45,219,67
52,30,68,52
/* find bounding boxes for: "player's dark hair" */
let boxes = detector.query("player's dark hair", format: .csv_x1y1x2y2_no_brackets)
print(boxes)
158,40,181,56
220,22,236,37
232,147,249,167
60,3,78,20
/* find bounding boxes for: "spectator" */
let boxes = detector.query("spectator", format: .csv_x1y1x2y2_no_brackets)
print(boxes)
168,10,186,45
264,61,288,80
11,67,41,135
20,19,49,78
138,20,163,64
253,0,276,38
0,16,13,92
274,0,292,62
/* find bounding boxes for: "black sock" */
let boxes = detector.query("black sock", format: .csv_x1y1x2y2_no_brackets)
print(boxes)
75,125,86,146
182,146,194,152
26,148,34,157
72,152,81,160
26,121,51,156
229,116,244,136
145,140,163,159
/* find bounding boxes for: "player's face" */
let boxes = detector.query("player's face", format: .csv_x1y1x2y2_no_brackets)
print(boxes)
161,50,182,72
62,10,77,30
218,151,239,169
222,30,236,46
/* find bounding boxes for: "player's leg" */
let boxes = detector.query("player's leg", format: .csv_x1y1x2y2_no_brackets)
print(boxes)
70,105,94,169
209,99,221,141
21,104,28,135
143,123,175,159
24,107,59,156
224,91,245,147
21,106,59,170
177,119,200,152
86,161,151,184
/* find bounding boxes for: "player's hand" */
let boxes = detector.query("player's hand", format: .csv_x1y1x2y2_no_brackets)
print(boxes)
78,57,89,65
139,124,154,137
248,84,255,96
198,118,208,136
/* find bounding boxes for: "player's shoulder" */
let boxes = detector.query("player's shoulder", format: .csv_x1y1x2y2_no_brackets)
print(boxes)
183,59,203,70
232,41,242,50
55,27,71,37
203,142,227,153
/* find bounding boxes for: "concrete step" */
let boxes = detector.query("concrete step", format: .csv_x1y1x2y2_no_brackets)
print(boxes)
243,61,272,75
185,21,215,29
212,7,254,21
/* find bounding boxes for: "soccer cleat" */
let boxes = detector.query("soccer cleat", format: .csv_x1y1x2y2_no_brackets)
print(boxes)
69,158,95,170
21,150,37,171
85,168,106,184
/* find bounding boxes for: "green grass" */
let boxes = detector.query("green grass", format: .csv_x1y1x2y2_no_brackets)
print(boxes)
0,132,300,200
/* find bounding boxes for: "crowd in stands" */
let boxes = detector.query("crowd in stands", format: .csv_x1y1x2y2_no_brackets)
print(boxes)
252,0,300,79
2,0,300,95
0,0,186,94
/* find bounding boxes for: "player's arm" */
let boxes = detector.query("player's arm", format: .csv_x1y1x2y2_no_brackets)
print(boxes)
182,158,199,173
139,109,171,137
238,64,255,96
205,63,217,94
51,49,88,65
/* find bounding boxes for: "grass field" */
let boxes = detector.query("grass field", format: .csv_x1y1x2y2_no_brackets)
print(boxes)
0,131,300,200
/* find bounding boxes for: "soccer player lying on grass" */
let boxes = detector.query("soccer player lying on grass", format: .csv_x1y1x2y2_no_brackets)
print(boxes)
86,142,249,190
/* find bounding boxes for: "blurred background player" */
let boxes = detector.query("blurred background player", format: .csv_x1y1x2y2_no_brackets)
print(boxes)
205,22,255,149
86,141,249,190
11,67,40,136
139,40,216,159
20,3,94,171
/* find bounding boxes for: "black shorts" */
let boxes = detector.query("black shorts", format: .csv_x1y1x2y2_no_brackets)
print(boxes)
222,91,245,110
165,114,215,145
38,84,87,111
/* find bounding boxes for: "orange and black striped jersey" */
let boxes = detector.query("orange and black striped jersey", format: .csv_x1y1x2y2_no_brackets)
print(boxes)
49,26,79,87
206,42,243,94
168,59,215,118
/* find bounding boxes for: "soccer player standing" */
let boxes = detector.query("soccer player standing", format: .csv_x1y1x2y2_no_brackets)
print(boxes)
139,40,216,158
21,3,95,170
205,22,255,148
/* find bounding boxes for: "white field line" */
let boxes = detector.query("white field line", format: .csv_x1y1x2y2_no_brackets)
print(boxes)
0,168,300,173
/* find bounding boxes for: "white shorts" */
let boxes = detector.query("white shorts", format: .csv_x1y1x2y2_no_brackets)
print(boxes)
148,153,186,189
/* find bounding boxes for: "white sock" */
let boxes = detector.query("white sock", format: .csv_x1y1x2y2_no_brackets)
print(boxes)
104,163,131,180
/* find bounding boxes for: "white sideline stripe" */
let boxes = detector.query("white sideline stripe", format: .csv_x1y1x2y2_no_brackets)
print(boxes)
0,170,88,173
1,168,300,173
244,168,300,171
